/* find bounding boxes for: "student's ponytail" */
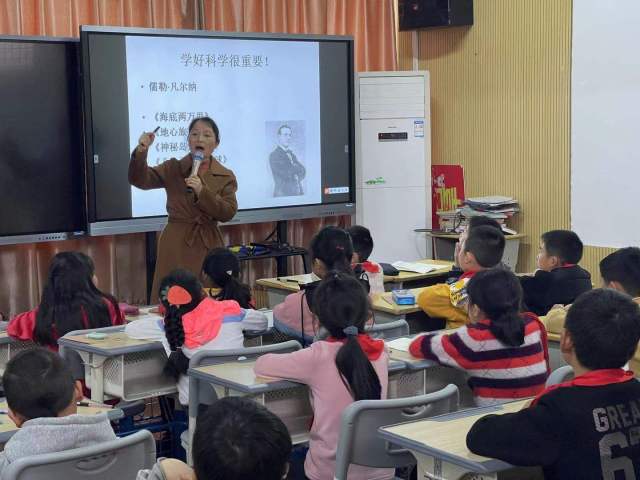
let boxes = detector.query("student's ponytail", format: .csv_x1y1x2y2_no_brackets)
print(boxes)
466,269,525,347
310,226,354,275
159,269,204,380
313,272,381,401
202,248,252,308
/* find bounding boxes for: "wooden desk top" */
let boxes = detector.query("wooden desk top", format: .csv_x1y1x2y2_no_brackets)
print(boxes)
371,288,426,315
256,260,454,292
379,399,529,472
59,332,160,356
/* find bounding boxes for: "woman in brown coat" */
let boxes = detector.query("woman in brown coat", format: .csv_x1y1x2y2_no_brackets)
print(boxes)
129,117,238,297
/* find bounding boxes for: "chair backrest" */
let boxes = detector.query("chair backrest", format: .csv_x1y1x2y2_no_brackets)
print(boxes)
2,429,156,480
188,340,302,415
365,320,410,340
334,384,459,480
546,365,574,387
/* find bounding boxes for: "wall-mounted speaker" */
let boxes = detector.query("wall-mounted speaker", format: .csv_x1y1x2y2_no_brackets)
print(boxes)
399,0,474,30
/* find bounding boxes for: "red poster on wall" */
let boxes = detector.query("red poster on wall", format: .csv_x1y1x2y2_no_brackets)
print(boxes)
431,165,465,228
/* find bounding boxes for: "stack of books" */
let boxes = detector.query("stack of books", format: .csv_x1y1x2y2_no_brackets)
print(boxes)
436,195,520,233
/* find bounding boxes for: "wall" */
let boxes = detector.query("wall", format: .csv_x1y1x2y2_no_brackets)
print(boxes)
397,0,613,278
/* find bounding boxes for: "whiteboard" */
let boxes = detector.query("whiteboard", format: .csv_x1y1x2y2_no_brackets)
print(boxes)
571,0,640,248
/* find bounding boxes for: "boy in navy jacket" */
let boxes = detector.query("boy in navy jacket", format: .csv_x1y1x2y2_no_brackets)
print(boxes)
467,288,640,480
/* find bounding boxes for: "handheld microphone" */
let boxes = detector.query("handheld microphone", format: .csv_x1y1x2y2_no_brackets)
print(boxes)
187,149,205,193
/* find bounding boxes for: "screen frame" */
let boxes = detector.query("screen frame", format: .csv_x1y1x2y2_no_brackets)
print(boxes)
0,35,86,246
80,25,356,236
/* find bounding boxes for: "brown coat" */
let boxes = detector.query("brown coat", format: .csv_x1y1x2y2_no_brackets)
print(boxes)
129,149,238,298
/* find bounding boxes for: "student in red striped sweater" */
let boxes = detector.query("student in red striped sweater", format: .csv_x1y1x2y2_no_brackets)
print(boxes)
410,268,550,405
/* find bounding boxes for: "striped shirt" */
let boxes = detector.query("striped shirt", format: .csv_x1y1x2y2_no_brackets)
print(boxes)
409,314,550,405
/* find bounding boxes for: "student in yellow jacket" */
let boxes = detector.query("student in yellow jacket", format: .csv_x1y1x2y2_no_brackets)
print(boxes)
418,225,505,329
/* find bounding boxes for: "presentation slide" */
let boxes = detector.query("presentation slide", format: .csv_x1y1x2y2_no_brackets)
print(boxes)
125,36,322,218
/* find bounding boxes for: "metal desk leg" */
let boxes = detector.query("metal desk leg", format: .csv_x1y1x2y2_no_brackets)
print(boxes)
414,453,497,480
87,353,107,402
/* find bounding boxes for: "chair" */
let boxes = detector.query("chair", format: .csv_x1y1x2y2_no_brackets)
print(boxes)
334,384,460,480
184,340,303,462
365,320,410,340
1,429,156,480
546,365,574,387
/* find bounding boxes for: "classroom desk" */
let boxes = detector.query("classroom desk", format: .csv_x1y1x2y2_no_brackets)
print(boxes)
387,334,477,408
371,289,427,324
256,260,454,309
378,399,530,480
187,359,412,446
426,233,525,272
58,330,177,403
0,401,124,444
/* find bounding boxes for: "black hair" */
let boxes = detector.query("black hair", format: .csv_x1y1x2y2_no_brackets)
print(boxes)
159,269,205,380
541,230,584,264
467,269,525,347
34,251,122,347
565,289,640,370
310,226,354,276
347,225,374,262
193,397,292,480
277,124,292,135
599,247,640,298
189,116,220,144
3,348,75,420
463,225,506,268
202,248,252,308
312,272,381,401
468,216,502,232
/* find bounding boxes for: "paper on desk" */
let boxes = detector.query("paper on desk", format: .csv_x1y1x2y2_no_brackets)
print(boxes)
386,337,414,352
392,261,443,274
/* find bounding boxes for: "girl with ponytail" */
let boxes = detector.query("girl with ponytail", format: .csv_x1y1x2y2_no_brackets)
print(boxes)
410,268,550,406
126,268,267,405
9,251,124,349
201,247,253,308
255,272,392,480
273,225,368,344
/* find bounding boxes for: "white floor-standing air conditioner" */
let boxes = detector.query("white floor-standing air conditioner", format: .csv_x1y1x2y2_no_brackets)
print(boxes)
355,71,431,263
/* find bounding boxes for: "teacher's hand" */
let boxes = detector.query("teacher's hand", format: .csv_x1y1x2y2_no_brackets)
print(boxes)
137,131,156,153
185,176,203,196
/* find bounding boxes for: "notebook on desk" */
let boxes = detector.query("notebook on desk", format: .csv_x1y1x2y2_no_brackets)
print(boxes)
392,261,444,274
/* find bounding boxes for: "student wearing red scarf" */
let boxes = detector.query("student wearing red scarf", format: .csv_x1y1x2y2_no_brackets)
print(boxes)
255,272,392,480
467,289,640,480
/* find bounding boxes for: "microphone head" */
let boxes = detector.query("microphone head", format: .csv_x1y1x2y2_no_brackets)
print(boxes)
193,149,205,161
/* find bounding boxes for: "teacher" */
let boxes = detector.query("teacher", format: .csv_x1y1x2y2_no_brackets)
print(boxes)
129,117,238,297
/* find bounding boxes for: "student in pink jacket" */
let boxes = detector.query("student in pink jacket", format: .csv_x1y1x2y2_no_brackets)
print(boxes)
272,226,356,344
255,272,393,480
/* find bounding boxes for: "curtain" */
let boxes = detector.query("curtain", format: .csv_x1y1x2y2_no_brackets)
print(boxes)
0,0,397,317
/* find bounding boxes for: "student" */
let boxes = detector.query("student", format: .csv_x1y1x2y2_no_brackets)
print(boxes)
348,224,384,295
0,348,117,474
272,225,355,343
125,269,267,405
417,225,506,329
410,268,549,405
544,246,640,334
255,272,392,480
450,216,509,279
138,397,292,480
466,289,640,479
520,230,591,316
202,247,254,308
8,251,124,349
